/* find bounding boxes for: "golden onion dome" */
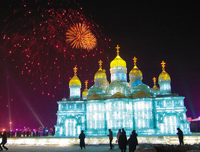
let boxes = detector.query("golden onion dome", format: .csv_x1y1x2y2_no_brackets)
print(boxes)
69,75,81,86
82,88,88,97
94,69,107,79
151,77,160,91
82,81,88,97
129,57,142,78
129,65,142,77
158,61,171,82
94,60,107,79
110,45,126,68
69,66,81,87
158,70,171,82
152,85,160,93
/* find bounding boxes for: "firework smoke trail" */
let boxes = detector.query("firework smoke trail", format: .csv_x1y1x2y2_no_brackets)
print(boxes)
2,0,110,97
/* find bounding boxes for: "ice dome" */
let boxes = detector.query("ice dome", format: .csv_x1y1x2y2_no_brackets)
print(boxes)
158,61,171,83
110,45,126,68
69,75,81,86
129,65,143,80
69,66,81,87
158,70,171,82
82,81,88,99
94,69,107,79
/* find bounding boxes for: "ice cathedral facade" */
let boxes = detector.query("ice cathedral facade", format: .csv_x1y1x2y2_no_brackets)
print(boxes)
54,45,190,137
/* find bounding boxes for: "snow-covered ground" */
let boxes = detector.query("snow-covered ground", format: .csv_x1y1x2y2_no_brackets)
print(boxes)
2,144,119,152
4,144,200,152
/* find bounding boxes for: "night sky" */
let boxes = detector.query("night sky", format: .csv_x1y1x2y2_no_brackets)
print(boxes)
0,1,200,130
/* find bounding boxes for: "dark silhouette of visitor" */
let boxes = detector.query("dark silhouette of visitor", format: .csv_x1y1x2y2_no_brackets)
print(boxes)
43,127,47,136
107,129,114,149
17,130,22,137
79,130,86,149
23,131,25,137
122,128,126,136
26,130,30,137
127,130,138,152
177,128,184,145
117,129,121,145
0,131,8,151
119,131,127,152
36,130,39,137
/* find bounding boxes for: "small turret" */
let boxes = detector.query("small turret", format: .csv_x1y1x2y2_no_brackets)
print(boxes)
129,57,143,88
82,80,88,100
151,77,160,96
110,45,127,82
158,61,171,95
94,60,107,90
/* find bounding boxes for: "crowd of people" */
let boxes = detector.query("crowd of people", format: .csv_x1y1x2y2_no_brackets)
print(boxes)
0,127,184,151
79,127,184,152
78,128,139,152
0,127,55,138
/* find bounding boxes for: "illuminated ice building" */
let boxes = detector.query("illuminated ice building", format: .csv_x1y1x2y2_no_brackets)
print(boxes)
55,45,190,137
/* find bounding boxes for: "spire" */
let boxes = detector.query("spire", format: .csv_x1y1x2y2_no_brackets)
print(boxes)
152,77,157,87
82,80,88,100
98,60,103,70
158,60,171,95
116,45,120,56
84,80,88,89
73,66,78,76
152,76,160,95
110,45,126,68
153,77,157,85
161,61,166,71
69,66,81,98
133,56,137,66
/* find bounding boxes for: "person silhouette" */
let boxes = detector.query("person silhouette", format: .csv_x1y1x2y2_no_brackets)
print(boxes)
79,130,86,149
117,129,122,145
0,131,8,151
177,128,184,145
128,130,138,152
107,129,114,149
119,131,127,152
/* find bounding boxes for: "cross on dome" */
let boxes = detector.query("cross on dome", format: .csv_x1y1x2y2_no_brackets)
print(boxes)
133,56,137,66
84,80,88,89
161,61,166,70
98,60,103,69
73,66,78,75
116,45,120,55
153,77,157,84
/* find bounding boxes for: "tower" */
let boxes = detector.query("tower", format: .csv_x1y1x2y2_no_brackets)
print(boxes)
69,66,81,98
94,60,107,90
129,57,143,88
151,77,160,96
110,45,127,82
82,80,88,100
158,61,171,95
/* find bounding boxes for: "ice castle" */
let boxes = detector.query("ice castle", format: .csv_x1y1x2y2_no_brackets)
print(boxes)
55,45,190,137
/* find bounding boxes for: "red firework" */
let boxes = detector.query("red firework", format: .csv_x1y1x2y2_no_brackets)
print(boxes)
2,0,110,98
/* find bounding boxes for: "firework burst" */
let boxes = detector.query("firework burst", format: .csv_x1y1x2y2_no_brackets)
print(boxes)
2,0,110,98
66,23,97,50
